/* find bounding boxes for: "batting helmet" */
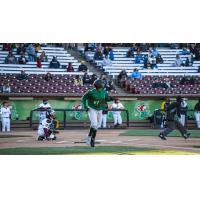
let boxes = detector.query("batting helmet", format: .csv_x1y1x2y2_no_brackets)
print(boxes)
93,79,104,89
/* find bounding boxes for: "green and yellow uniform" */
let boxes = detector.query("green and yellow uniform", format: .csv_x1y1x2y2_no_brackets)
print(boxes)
82,88,112,110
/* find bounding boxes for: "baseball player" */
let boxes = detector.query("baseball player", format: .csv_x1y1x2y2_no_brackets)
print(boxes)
179,98,188,127
159,96,191,140
38,98,52,123
161,98,171,128
111,98,124,127
101,103,109,128
37,110,56,141
82,79,114,147
0,101,11,132
194,99,200,128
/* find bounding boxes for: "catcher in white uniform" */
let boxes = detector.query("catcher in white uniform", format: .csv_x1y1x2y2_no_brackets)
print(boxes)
37,110,56,141
0,101,11,132
111,98,124,127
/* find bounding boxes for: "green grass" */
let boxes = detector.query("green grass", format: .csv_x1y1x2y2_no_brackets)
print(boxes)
121,129,200,138
0,146,198,155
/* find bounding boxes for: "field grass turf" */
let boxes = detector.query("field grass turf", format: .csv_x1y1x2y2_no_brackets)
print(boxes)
121,129,200,138
0,146,198,155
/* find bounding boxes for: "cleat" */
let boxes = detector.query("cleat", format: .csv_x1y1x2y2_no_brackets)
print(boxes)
90,138,95,147
158,133,167,140
183,133,191,140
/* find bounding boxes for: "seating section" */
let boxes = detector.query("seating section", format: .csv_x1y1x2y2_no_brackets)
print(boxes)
119,76,200,95
0,44,81,74
90,47,200,76
0,74,92,94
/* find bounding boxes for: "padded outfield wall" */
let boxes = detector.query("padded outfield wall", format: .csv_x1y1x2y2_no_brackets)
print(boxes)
0,98,198,121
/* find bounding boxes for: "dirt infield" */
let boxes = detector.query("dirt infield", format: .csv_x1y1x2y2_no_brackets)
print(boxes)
0,129,200,154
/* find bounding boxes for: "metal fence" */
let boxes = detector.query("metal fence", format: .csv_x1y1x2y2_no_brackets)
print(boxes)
29,108,129,129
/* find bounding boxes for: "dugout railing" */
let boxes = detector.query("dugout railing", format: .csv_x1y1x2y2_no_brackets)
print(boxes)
29,108,130,129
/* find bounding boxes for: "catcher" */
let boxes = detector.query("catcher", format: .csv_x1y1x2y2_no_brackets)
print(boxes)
37,110,57,141
82,79,114,147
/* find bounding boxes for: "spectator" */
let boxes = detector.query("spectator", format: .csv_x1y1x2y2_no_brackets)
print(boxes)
2,83,11,93
156,54,164,64
180,76,195,85
18,53,28,64
17,44,26,55
130,68,142,79
90,74,98,84
74,75,83,86
83,72,91,84
185,54,193,66
105,80,116,93
78,61,88,72
148,55,156,66
17,70,28,81
127,46,135,58
66,62,74,72
27,44,36,62
173,54,183,67
108,48,114,61
103,47,109,57
151,47,160,57
164,78,174,89
94,49,103,60
3,43,12,51
49,56,60,68
101,74,108,87
117,70,128,81
152,79,173,89
181,47,190,55
35,43,41,53
135,51,143,64
40,51,48,62
151,59,158,69
44,72,53,81
139,43,149,52
102,55,112,66
143,54,151,69
5,52,17,64
36,58,42,68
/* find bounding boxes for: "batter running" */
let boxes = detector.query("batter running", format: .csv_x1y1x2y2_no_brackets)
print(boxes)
82,79,114,147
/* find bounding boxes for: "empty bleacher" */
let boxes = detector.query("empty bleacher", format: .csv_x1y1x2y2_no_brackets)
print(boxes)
0,44,82,74
89,47,200,76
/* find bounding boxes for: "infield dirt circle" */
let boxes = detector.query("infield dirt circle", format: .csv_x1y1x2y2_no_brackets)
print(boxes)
0,129,200,154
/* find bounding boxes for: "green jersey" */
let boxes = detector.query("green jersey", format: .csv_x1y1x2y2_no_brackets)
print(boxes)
82,88,113,110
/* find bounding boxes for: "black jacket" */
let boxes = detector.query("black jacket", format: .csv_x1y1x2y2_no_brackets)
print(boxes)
165,102,181,121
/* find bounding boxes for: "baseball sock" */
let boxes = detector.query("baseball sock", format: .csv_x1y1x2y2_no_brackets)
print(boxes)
88,127,94,137
91,129,97,140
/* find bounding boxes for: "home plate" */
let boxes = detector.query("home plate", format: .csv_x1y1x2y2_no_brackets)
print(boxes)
126,139,141,142
109,141,122,144
56,141,69,144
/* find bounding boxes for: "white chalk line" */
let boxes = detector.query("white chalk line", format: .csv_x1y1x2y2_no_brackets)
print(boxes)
133,143,200,152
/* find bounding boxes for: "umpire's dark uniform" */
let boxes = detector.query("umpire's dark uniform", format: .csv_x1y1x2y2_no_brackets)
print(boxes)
159,96,190,140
